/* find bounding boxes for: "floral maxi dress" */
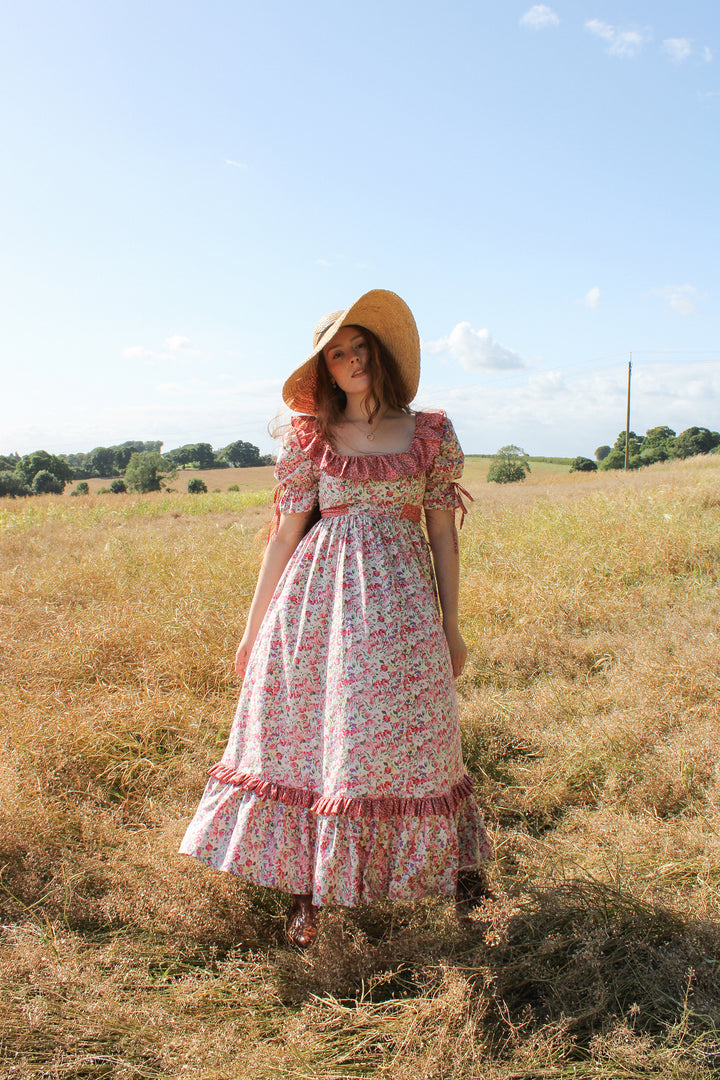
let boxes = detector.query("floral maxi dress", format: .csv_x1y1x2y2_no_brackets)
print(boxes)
179,411,492,907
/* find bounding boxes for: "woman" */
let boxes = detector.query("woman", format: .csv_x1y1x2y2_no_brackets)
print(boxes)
180,289,492,947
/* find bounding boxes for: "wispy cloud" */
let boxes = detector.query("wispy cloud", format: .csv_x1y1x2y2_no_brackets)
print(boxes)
423,323,526,371
586,19,614,43
415,358,720,456
584,286,601,309
585,19,648,58
121,345,156,360
520,5,559,30
703,46,714,63
156,379,208,395
122,336,199,364
225,159,248,169
164,335,196,352
652,284,705,315
663,37,692,64
528,371,566,396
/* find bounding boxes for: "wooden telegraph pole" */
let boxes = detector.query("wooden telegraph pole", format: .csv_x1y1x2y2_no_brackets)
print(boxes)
624,355,632,471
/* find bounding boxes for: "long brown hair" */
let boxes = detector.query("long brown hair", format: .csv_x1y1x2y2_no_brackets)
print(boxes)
313,326,412,445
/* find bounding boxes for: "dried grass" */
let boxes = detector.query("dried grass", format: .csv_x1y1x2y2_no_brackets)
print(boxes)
2,457,720,1078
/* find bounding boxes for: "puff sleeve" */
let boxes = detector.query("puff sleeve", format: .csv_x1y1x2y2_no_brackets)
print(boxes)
273,419,320,515
422,414,472,524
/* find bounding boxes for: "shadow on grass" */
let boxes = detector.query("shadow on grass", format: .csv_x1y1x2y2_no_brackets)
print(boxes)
270,878,720,1053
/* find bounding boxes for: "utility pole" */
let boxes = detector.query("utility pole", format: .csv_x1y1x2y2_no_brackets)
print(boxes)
624,355,632,471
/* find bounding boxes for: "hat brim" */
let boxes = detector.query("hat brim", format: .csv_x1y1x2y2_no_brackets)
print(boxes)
282,289,420,414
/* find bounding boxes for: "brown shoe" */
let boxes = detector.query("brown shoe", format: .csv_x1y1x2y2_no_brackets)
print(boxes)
286,897,318,949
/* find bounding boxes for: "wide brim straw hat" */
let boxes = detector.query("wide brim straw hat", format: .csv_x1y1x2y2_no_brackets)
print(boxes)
282,289,421,414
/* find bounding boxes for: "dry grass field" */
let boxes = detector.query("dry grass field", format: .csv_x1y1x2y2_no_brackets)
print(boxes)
2,455,720,1079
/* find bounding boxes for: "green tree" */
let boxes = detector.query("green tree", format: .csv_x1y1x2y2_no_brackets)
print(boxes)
113,441,163,472
109,478,127,494
188,477,208,494
85,446,117,477
15,450,73,490
124,452,170,493
219,440,262,467
673,426,720,459
639,426,676,465
600,432,643,471
569,456,597,473
0,471,29,497
32,469,64,494
594,445,611,462
164,442,216,470
487,445,530,484
70,481,90,496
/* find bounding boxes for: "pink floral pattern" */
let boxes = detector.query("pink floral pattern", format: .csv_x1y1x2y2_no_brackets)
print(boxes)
180,410,492,906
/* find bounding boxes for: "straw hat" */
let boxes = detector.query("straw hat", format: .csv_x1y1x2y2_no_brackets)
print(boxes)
282,289,421,414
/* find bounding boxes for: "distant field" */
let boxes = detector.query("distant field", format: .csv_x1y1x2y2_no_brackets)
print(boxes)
78,457,575,500
3,454,720,1079
81,464,277,495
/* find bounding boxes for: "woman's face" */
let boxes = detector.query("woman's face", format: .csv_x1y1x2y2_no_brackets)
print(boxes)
323,325,371,396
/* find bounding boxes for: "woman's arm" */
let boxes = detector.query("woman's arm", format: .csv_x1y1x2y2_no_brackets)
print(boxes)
425,507,467,677
234,509,316,678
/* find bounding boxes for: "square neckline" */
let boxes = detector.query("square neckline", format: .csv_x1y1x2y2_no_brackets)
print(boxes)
327,413,419,460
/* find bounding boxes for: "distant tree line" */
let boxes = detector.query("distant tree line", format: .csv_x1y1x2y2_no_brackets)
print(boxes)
569,425,720,474
0,438,272,498
486,424,720,485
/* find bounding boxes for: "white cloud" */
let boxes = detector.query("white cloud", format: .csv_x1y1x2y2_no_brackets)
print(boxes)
225,159,248,169
164,335,195,351
423,323,526,371
156,379,208,395
652,284,705,315
663,38,692,64
703,46,714,63
584,286,601,309
414,358,720,456
520,5,559,30
121,336,199,364
585,19,614,42
121,345,155,360
585,19,648,58
528,371,566,396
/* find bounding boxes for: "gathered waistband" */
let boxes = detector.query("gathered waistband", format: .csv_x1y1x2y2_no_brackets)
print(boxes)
320,502,422,523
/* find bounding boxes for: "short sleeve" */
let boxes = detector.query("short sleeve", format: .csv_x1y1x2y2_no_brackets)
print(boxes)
423,415,465,511
273,421,320,514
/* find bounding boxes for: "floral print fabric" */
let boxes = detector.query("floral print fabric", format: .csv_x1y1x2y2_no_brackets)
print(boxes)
180,410,492,906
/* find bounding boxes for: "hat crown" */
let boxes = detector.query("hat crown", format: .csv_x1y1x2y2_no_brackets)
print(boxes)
312,310,344,349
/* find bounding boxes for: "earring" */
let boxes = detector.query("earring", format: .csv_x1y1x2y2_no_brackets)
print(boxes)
331,378,337,389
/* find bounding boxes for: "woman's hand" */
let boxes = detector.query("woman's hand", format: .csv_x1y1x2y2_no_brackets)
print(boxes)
444,624,468,678
234,630,254,680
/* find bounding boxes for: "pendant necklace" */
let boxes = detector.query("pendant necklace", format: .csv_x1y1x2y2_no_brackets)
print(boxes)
348,412,385,442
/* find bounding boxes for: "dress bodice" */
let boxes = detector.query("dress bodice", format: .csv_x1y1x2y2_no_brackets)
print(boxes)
274,410,467,519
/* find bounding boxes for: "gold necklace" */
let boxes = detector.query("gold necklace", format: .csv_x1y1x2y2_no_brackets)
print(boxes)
346,413,386,441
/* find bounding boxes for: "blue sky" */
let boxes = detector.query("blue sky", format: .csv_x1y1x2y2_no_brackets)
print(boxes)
1,0,718,458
